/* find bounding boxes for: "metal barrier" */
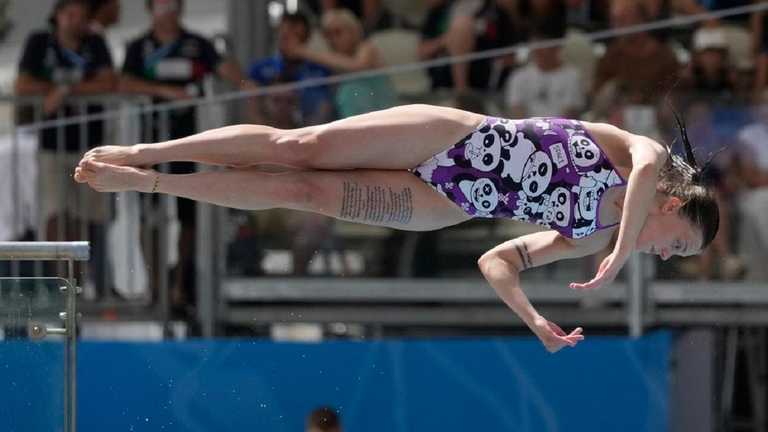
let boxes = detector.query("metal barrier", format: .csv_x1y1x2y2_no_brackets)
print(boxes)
0,241,89,261
0,93,183,330
0,85,753,340
0,77,232,337
0,8,763,341
0,241,90,432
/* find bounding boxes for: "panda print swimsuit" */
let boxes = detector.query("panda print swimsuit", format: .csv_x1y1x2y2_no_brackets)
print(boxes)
411,117,627,239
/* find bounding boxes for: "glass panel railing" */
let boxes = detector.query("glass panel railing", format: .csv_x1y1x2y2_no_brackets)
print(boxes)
0,278,72,432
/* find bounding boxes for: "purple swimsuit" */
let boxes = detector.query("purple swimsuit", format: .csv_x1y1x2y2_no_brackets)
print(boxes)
412,117,627,239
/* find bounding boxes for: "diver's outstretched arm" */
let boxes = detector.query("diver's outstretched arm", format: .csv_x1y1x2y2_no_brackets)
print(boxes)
479,231,607,353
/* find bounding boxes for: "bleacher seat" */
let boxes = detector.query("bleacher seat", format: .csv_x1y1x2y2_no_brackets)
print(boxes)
369,29,431,97
561,29,597,95
721,24,753,69
383,0,427,26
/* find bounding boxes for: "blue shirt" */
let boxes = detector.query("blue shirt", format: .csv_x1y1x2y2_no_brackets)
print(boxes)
248,55,333,123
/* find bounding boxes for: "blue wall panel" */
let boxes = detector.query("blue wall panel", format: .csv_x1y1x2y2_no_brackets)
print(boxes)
0,341,64,432
0,332,671,432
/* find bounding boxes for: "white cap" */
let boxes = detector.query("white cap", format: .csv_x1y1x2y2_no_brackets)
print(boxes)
692,28,728,51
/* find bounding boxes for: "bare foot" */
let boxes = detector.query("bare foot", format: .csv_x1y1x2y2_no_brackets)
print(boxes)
74,159,155,193
82,145,145,167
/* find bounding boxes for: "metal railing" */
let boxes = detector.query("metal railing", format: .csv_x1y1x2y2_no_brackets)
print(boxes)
0,2,765,340
3,88,762,338
0,241,89,261
0,241,90,432
1,93,185,329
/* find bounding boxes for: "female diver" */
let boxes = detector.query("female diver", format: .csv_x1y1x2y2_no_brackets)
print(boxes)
73,104,718,353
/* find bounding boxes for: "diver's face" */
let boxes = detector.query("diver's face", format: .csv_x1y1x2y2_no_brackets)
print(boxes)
635,198,703,260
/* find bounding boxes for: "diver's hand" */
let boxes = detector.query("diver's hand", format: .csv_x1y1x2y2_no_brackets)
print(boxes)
570,250,628,291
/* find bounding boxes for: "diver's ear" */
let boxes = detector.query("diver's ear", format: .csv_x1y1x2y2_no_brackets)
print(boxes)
661,196,684,214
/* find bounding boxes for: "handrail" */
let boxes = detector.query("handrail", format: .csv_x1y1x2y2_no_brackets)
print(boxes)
0,242,90,261
1,2,766,134
0,94,153,105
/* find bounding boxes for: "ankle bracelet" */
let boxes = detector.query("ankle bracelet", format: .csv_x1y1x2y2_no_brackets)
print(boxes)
150,173,160,193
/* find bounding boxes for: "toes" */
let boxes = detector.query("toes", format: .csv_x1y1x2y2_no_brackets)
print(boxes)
84,148,106,162
74,167,91,182
75,162,98,182
83,159,102,170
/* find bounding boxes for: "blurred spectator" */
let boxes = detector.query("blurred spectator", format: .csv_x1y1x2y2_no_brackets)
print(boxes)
308,0,404,34
592,1,679,121
120,0,252,314
252,76,303,129
563,0,605,29
283,8,396,118
87,0,120,35
565,0,706,31
248,11,335,126
446,0,527,92
735,102,768,280
647,0,712,42
419,0,454,90
306,406,342,432
643,0,708,20
525,0,568,39
15,0,116,293
677,101,742,279
701,0,753,25
752,2,768,97
565,0,612,30
704,0,753,9
680,27,737,103
504,33,584,117
279,8,394,274
672,14,746,280
732,59,757,102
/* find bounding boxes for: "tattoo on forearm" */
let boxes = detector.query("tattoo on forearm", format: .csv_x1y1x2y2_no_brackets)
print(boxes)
339,181,414,225
514,241,533,270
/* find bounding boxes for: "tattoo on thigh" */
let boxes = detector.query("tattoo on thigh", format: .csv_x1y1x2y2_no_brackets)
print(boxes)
514,241,533,270
339,181,414,225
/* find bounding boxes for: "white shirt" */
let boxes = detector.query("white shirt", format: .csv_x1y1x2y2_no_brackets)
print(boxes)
738,123,768,171
505,63,584,117
0,131,38,241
